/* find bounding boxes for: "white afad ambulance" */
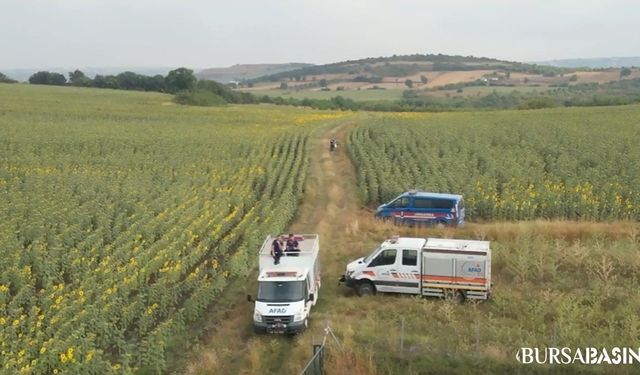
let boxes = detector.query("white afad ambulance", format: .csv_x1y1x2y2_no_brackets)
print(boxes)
340,236,491,302
248,234,321,334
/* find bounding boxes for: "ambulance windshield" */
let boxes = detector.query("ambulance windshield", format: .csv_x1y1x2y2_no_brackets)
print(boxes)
362,246,382,264
257,280,306,302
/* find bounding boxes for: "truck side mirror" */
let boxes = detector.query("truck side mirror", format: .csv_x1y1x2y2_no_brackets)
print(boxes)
308,293,314,302
247,294,253,302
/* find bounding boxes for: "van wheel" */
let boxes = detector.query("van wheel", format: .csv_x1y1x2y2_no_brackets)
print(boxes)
435,219,448,228
356,281,375,296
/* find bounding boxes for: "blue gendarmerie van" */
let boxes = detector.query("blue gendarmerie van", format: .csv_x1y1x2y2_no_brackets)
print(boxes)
375,190,465,226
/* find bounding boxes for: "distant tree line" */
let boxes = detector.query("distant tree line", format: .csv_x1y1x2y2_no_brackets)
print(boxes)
26,68,197,93
0,72,18,83
396,78,640,111
179,76,640,112
352,75,383,83
15,66,640,113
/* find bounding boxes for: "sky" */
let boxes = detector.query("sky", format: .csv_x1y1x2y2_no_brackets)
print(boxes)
1,0,638,70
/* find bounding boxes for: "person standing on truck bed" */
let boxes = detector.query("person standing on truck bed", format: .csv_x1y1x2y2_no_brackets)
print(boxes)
271,235,284,265
285,233,300,257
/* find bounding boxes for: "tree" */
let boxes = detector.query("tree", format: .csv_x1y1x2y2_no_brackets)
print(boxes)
420,75,428,84
620,67,632,77
165,68,196,93
28,71,66,86
143,75,166,92
319,79,328,87
404,79,413,88
68,70,92,87
116,71,143,90
93,75,118,89
279,82,288,90
0,72,17,83
569,74,578,82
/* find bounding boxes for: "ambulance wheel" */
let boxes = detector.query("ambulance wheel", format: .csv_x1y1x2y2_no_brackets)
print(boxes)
356,281,375,296
444,289,464,304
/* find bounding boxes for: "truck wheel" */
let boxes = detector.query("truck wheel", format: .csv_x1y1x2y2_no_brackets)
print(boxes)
356,281,375,296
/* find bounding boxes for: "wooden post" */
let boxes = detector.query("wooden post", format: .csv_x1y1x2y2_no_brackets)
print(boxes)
400,317,405,356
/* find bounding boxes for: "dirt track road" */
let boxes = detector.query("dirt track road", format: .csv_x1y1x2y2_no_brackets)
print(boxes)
185,120,362,374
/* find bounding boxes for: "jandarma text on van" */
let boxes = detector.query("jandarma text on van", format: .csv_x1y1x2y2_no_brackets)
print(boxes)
516,347,640,365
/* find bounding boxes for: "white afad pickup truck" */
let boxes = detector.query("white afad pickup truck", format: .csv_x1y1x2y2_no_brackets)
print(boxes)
248,234,321,334
340,236,491,302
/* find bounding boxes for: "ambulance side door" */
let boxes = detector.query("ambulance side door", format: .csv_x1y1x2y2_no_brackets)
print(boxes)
391,249,421,294
366,248,398,293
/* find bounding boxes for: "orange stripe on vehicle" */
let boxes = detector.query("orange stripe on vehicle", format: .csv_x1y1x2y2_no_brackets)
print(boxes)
421,274,486,283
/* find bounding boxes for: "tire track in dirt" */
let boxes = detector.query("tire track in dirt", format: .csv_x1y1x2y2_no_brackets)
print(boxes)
253,121,359,375
184,120,360,375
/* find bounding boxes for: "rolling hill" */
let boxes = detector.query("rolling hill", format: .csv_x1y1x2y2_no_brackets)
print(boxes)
236,53,640,104
196,63,313,83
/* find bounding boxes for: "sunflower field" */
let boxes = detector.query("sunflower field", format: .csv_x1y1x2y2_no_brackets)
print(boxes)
0,84,347,374
349,107,640,220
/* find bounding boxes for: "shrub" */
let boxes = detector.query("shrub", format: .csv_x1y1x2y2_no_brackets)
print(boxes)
174,89,226,106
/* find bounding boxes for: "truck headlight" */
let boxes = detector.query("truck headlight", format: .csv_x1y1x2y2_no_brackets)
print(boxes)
293,311,304,322
346,270,354,278
253,311,262,323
